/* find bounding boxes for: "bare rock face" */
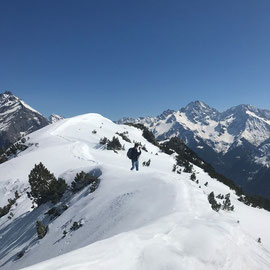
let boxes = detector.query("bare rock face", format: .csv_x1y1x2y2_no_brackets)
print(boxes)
0,91,49,149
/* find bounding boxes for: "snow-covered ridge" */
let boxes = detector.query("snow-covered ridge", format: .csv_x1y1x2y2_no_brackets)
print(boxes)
20,100,42,115
0,113,270,270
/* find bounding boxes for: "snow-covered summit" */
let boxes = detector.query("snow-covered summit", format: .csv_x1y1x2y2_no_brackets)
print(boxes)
0,91,42,116
48,113,64,124
181,100,219,123
0,91,49,149
0,113,270,270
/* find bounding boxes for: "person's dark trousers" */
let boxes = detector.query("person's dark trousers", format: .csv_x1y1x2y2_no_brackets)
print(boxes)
131,160,139,171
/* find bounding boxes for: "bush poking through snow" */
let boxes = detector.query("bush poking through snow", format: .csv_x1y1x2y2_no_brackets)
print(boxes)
141,145,148,152
190,172,196,181
36,220,48,239
116,132,131,143
0,191,20,218
99,137,109,145
107,136,122,151
258,238,261,243
0,141,28,164
208,192,221,212
16,250,25,259
204,182,208,187
142,159,151,167
5,142,28,157
0,148,8,164
45,205,68,220
222,193,234,211
71,171,100,193
8,212,14,219
46,207,61,219
70,221,82,231
173,164,182,174
177,159,193,173
100,136,123,151
216,194,224,200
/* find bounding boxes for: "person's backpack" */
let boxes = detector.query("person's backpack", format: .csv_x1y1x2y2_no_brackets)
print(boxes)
127,148,133,159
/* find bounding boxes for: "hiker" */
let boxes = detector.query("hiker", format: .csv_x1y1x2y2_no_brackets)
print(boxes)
127,143,141,171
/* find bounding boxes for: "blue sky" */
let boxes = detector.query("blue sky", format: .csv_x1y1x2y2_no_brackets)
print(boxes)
0,0,270,120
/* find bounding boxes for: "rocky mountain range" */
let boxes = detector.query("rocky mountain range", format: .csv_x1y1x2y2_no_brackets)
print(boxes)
0,91,63,149
118,101,270,200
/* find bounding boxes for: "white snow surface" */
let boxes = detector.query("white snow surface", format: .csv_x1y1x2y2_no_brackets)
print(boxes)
174,112,235,153
0,113,270,270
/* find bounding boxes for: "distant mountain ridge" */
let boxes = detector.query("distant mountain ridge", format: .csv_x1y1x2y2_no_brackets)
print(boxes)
48,113,64,124
118,101,270,199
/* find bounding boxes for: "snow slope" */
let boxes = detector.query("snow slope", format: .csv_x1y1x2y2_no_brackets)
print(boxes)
0,113,270,270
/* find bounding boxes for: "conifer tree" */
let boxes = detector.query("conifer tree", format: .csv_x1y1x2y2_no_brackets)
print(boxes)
71,171,99,193
107,136,122,150
190,172,196,181
48,178,67,204
208,192,221,212
28,162,57,206
222,193,234,211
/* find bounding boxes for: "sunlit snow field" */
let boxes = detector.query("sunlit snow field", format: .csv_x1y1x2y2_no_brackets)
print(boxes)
0,114,270,270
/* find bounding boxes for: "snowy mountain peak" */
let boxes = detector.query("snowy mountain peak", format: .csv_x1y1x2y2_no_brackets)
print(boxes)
223,104,257,116
180,101,219,123
183,100,213,111
0,91,19,107
185,100,208,109
116,116,136,124
157,109,176,120
0,91,42,115
0,91,49,149
0,90,14,98
48,114,64,124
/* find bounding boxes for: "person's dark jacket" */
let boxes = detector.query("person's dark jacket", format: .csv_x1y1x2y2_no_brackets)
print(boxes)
130,147,141,161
